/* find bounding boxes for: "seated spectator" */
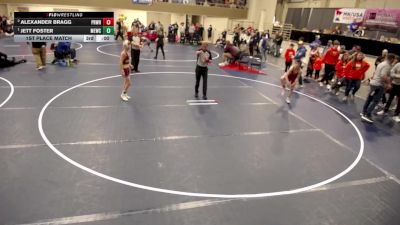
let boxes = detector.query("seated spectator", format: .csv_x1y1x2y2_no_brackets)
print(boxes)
332,25,342,35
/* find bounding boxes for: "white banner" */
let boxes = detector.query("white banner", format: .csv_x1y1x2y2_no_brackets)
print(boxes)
333,8,366,24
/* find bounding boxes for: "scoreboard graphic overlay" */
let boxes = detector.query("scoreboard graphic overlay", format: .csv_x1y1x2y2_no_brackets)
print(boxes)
14,12,115,42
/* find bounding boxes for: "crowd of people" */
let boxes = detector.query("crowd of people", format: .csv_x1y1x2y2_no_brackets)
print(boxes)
280,37,399,123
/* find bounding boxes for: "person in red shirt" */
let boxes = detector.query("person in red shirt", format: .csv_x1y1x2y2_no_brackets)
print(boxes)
331,52,350,95
320,40,340,89
343,52,370,101
313,54,322,80
284,43,295,72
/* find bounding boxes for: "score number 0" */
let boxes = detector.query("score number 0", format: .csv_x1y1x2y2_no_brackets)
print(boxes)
102,18,114,26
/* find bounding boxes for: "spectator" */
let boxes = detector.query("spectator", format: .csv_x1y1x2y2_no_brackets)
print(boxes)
283,43,295,72
274,32,283,57
361,53,396,123
154,31,165,60
375,49,388,68
377,55,400,122
321,40,340,89
207,25,213,40
343,52,370,101
293,40,307,87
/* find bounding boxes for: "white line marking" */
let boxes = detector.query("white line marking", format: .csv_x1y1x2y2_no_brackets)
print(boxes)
8,43,83,57
0,102,272,111
0,77,14,108
237,79,400,185
188,102,218,105
305,176,390,193
0,85,249,89
25,61,195,68
186,100,216,103
38,72,365,198
16,199,234,225
0,128,320,150
15,176,390,225
96,43,220,62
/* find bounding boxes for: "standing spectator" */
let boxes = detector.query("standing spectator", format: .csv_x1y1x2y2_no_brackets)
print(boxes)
322,40,332,56
310,35,321,48
331,52,350,95
377,56,400,122
293,41,307,87
361,53,396,123
173,22,179,36
207,25,213,40
198,24,204,41
283,43,295,72
305,45,319,78
154,31,165,60
115,20,124,40
248,32,257,56
375,49,388,68
130,32,143,72
320,40,340,89
313,54,323,81
189,23,195,42
274,32,283,57
259,33,269,62
31,42,47,70
343,52,370,101
179,22,185,39
195,42,212,100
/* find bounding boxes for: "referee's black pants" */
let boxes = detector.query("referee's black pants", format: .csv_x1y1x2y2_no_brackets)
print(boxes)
131,49,140,71
195,65,208,96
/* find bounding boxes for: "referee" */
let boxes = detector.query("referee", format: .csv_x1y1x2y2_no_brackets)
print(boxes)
195,42,212,100
130,31,143,72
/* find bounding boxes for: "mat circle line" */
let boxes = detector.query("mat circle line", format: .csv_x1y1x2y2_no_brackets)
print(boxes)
97,43,220,62
0,77,14,108
38,71,364,198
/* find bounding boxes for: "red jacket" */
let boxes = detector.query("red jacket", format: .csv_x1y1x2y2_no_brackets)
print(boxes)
313,57,322,70
284,49,295,62
344,60,370,80
335,60,347,78
322,47,340,65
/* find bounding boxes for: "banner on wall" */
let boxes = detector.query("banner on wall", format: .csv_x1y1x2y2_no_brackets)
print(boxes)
363,9,400,32
333,8,365,24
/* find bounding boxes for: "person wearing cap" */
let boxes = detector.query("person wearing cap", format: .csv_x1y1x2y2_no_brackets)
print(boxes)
195,42,212,100
320,40,340,89
293,40,307,87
